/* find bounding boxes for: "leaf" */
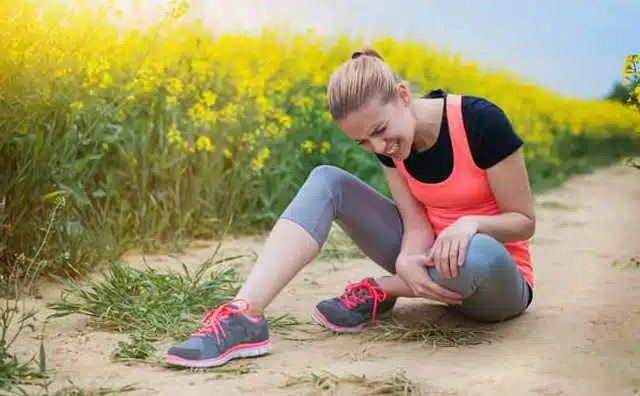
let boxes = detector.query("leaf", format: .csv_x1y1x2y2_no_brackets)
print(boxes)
38,340,46,374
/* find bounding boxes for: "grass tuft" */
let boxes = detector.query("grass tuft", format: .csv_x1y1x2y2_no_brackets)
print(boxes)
364,318,495,348
46,248,244,341
111,332,157,363
611,256,640,268
45,244,303,363
51,382,137,395
280,369,431,396
537,200,577,211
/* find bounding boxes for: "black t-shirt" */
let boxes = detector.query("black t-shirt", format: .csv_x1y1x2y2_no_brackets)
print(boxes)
376,89,523,182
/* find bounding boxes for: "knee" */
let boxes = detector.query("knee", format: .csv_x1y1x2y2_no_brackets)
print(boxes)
463,234,513,275
307,165,349,190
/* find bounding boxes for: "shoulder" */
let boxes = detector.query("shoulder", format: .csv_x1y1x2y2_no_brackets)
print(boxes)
457,95,523,170
460,95,509,124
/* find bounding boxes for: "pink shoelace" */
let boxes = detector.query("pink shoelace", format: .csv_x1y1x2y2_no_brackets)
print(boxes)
194,299,248,343
339,278,388,321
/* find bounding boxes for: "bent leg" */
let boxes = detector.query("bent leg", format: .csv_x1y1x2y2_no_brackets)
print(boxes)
427,233,531,322
280,164,404,273
236,164,404,314
166,164,404,366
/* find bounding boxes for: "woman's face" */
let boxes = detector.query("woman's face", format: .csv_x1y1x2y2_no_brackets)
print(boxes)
338,85,416,162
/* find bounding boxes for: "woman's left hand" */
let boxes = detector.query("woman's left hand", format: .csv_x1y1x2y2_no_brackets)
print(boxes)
426,217,479,279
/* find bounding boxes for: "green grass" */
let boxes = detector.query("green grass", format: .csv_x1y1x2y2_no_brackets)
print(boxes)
46,251,243,340
45,243,302,363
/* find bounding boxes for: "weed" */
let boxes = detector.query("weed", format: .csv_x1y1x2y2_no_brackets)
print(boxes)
50,382,137,395
111,332,157,363
46,243,302,362
537,200,577,211
1,199,63,394
47,247,244,341
280,369,429,396
625,156,640,169
364,318,495,348
611,256,640,268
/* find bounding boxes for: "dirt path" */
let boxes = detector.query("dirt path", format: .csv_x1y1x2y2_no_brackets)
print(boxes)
11,163,640,395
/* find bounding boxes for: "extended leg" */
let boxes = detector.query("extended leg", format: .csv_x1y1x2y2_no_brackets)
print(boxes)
235,164,406,314
166,165,407,367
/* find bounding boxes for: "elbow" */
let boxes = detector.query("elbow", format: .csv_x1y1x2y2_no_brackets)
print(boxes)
523,214,536,240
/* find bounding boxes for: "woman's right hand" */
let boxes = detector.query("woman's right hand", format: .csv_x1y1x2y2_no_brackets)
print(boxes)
395,254,463,305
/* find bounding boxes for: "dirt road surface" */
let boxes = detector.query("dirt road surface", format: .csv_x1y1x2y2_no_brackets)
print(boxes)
11,163,640,395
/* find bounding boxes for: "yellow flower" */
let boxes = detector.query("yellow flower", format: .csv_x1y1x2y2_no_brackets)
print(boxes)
277,113,293,129
301,140,315,153
223,148,232,159
251,147,271,171
195,135,214,152
202,91,216,107
166,78,184,96
320,141,331,154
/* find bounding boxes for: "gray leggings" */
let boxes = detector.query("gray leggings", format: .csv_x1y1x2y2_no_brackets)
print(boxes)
280,165,532,322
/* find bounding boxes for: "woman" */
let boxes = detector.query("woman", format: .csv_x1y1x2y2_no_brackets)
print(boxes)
165,48,536,368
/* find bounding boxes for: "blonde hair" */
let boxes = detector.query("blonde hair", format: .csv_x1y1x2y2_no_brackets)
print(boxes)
327,48,403,121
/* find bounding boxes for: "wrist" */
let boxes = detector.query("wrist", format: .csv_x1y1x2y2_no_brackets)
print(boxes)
460,215,481,233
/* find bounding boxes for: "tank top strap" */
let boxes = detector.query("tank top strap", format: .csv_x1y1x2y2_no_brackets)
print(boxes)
445,94,477,170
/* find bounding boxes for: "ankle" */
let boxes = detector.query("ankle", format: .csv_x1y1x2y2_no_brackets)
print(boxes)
374,276,397,298
231,296,265,317
246,308,264,317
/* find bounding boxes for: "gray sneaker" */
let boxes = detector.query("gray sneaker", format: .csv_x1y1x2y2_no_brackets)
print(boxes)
165,299,271,368
312,277,396,333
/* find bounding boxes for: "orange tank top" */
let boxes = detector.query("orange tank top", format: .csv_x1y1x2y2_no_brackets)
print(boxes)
394,94,534,289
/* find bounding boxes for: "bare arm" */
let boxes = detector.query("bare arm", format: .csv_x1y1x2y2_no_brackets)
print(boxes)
465,147,536,242
382,164,463,303
382,165,435,259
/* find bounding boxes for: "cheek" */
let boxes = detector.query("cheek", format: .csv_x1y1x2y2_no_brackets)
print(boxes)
386,122,411,141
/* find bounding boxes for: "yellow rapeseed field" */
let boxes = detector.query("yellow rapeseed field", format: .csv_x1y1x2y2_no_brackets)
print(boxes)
1,0,639,278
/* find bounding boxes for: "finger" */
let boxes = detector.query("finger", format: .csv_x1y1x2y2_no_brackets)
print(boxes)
431,240,443,277
449,239,459,278
421,286,459,305
427,279,463,303
457,238,468,268
439,239,452,279
427,243,437,264
422,251,436,267
416,286,438,301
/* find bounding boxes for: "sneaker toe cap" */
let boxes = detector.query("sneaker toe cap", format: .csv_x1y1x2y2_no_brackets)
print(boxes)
316,299,363,327
167,337,207,360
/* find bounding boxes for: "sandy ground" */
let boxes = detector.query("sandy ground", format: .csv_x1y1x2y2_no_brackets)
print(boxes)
9,163,640,396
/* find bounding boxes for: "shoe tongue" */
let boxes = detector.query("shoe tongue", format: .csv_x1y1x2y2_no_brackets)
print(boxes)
365,277,379,286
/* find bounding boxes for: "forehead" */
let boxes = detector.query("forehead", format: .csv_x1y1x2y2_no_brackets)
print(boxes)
338,98,389,139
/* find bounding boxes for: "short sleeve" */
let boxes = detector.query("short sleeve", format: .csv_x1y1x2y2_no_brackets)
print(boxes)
375,153,396,168
466,99,523,169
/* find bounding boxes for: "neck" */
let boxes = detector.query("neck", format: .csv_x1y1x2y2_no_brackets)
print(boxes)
411,97,444,152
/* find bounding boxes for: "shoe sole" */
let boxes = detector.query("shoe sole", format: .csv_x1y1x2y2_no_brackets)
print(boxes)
311,307,365,333
164,339,272,368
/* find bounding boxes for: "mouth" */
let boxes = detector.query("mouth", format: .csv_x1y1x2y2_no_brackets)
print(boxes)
385,141,400,157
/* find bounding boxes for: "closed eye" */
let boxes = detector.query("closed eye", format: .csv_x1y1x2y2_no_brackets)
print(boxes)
354,122,386,145
372,126,386,136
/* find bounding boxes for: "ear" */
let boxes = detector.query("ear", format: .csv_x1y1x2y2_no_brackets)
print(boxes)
395,82,412,105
